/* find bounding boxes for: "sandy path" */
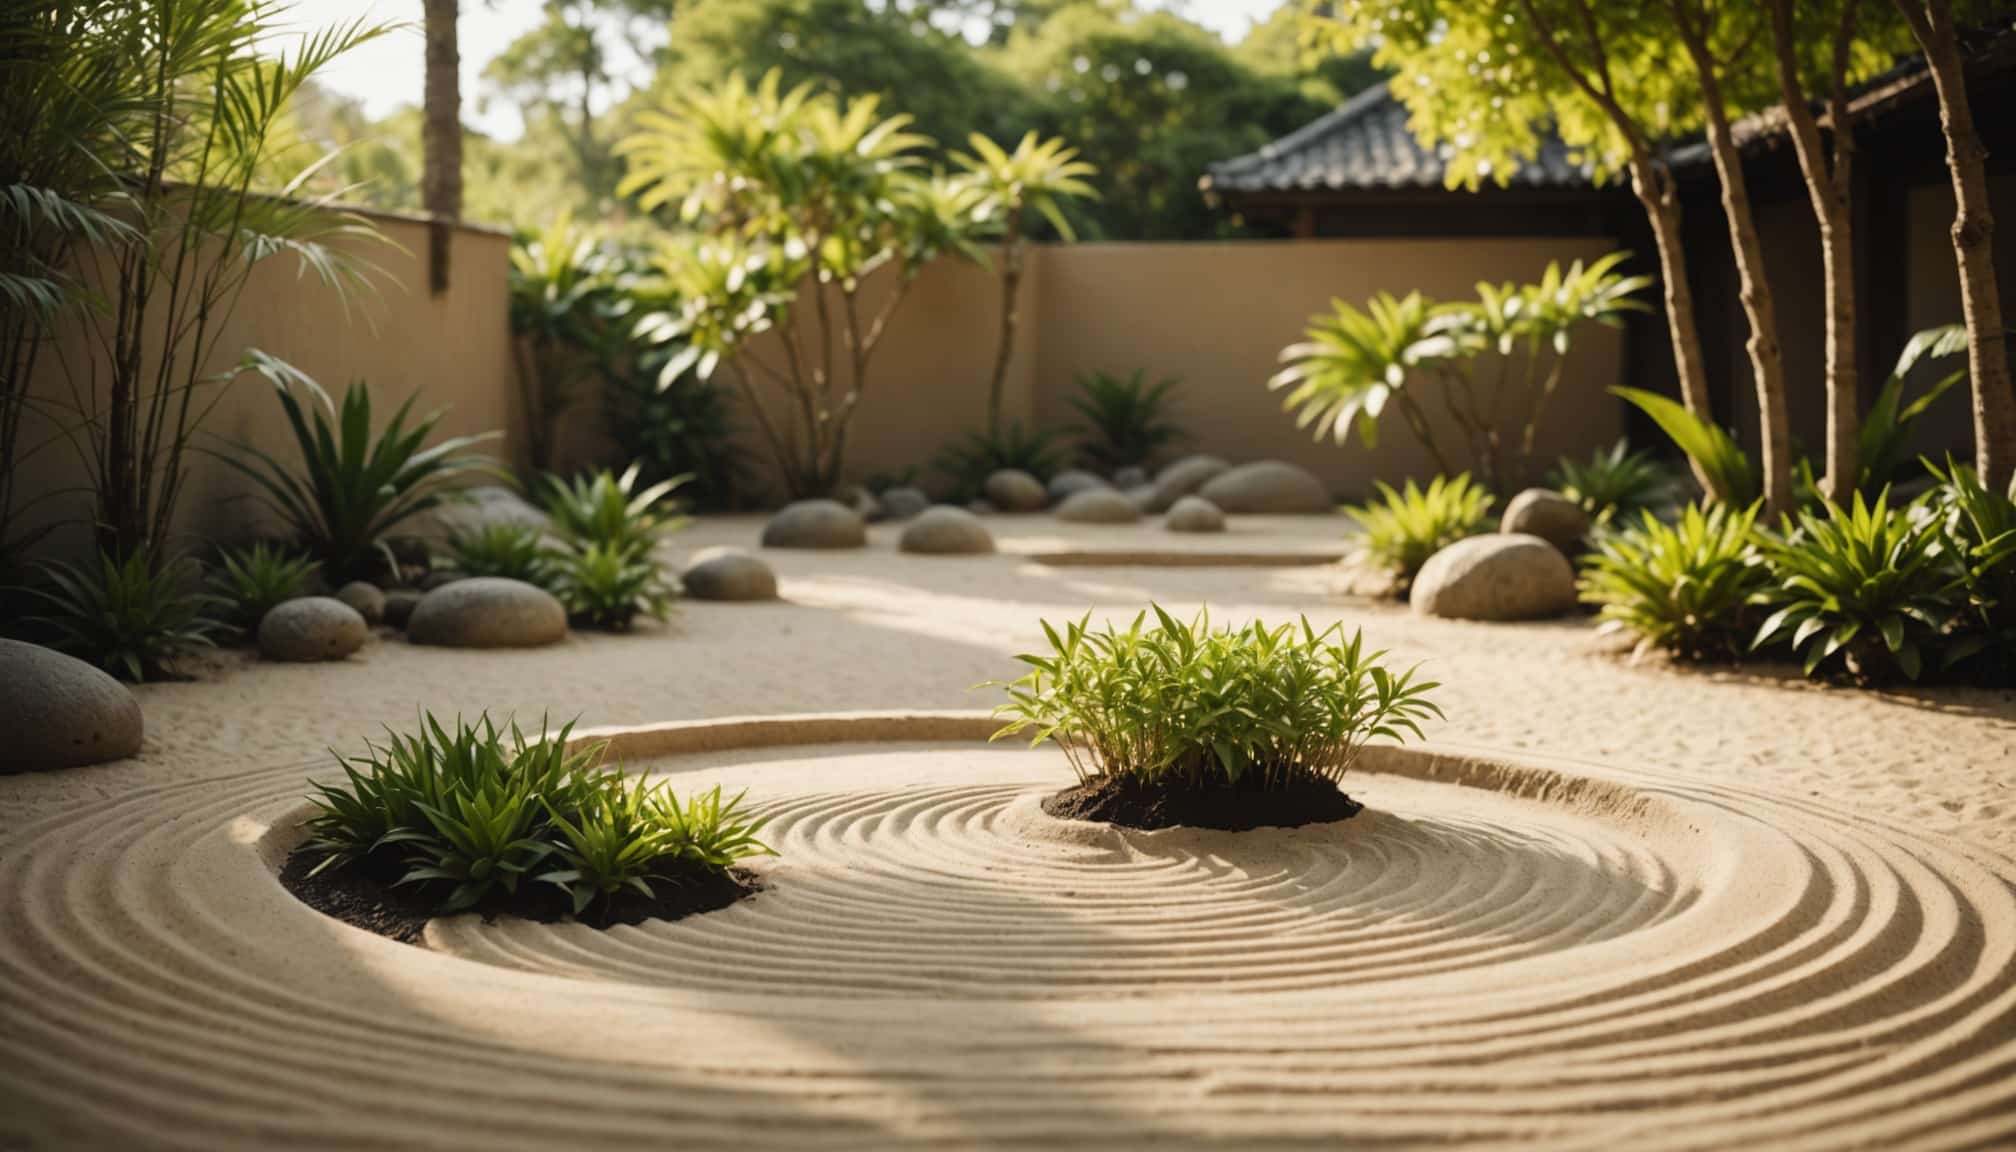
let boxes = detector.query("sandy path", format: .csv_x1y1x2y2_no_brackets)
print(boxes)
2,514,2012,1148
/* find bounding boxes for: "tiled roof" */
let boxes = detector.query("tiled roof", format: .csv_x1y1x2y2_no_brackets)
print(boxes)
1201,82,1589,197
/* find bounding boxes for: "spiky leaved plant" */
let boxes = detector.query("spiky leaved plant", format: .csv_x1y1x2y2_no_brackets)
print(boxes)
1344,473,1495,592
1577,502,1766,661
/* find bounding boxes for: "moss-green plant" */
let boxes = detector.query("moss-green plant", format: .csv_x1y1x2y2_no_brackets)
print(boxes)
1344,473,1494,591
210,542,319,640
548,542,675,630
19,547,220,682
1752,491,1958,681
443,521,554,585
991,605,1442,791
1549,439,1676,526
1577,502,1766,661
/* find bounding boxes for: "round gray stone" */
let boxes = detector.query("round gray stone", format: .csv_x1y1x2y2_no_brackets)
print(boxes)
899,506,996,554
1110,465,1150,489
381,588,424,630
878,486,931,521
258,596,369,662
1047,469,1110,503
1501,488,1591,553
1055,487,1143,524
1196,460,1334,515
761,500,868,549
681,547,779,601
3,638,144,770
982,469,1048,513
1409,534,1578,621
842,485,884,523
335,580,385,626
408,577,568,648
1147,455,1229,513
1164,495,1227,533
433,485,549,535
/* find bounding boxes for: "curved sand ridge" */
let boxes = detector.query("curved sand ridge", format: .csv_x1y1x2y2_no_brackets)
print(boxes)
3,713,2013,1150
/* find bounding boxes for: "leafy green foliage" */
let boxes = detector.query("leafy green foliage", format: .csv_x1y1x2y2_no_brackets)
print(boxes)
934,421,1064,501
1856,325,1967,496
1925,456,2016,676
227,367,499,583
18,548,220,682
1067,369,1185,472
210,542,319,640
508,210,622,472
991,606,1443,791
548,542,675,631
1550,439,1677,526
1577,502,1766,662
1614,387,1759,507
1344,474,1495,590
1752,491,1957,681
305,713,772,918
954,130,1098,246
540,464,687,558
1273,291,1457,451
606,359,756,512
442,522,554,585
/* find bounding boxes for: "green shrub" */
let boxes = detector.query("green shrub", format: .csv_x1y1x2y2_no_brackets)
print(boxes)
1549,439,1676,526
1752,490,1957,681
1577,502,1766,661
18,548,220,682
991,606,1442,791
443,521,555,585
540,464,686,557
934,421,1063,500
228,375,498,582
605,360,756,512
1613,386,1758,507
305,713,771,917
210,542,318,640
1068,369,1184,472
1344,473,1494,591
548,542,675,630
1926,456,2016,678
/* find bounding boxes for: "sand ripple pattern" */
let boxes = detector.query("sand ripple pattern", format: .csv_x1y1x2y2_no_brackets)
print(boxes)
2,715,2013,1150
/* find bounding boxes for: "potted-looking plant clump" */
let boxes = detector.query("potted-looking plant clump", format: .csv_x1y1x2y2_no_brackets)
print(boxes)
991,606,1442,830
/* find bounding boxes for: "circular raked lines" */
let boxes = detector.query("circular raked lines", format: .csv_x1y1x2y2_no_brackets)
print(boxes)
0,713,2010,1150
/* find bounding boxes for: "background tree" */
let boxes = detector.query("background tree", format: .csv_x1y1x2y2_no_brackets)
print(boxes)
423,0,462,294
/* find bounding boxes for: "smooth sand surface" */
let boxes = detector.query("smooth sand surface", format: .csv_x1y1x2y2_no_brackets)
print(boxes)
3,514,2013,1149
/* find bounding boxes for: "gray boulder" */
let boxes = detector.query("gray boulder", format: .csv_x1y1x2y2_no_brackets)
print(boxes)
760,500,868,549
1054,487,1142,524
381,589,424,630
899,506,995,554
1196,460,1333,515
434,485,548,535
983,469,1048,513
1147,455,1229,513
1410,534,1578,621
842,485,884,523
258,596,369,662
1125,484,1159,511
1164,495,1226,533
3,639,143,770
408,577,568,648
335,580,385,626
1110,465,1150,489
878,486,931,521
1047,469,1110,503
681,547,778,601
1501,488,1591,553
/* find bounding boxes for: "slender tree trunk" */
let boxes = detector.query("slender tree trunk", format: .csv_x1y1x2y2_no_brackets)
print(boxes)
985,214,1023,438
1625,154,1724,497
1770,0,1861,503
422,0,462,297
1896,0,2015,487
1675,15,1795,513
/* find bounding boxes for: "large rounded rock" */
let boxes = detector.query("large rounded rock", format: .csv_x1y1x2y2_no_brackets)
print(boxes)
681,547,778,601
258,596,369,662
899,506,995,555
1164,495,1226,533
1111,466,1150,490
1147,455,1229,513
1055,487,1142,524
433,485,549,535
3,639,143,770
1047,469,1110,503
983,469,1048,513
760,500,868,550
841,485,884,524
1197,460,1334,515
408,577,567,648
878,486,931,521
1409,534,1577,622
381,588,424,630
1501,488,1591,552
335,580,385,626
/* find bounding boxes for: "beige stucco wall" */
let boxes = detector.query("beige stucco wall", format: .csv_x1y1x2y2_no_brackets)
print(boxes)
12,212,514,557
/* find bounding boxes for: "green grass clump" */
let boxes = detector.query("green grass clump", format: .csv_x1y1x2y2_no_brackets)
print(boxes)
1549,439,1676,526
1577,502,1766,662
1344,473,1494,591
304,713,771,917
210,541,318,639
548,541,675,630
990,605,1442,791
20,548,220,681
538,464,685,630
442,520,555,584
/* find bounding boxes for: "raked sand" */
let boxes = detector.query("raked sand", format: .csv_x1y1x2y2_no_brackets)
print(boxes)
2,514,2013,1149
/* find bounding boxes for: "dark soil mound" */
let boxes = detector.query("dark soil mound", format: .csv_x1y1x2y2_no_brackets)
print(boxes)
1042,773,1362,832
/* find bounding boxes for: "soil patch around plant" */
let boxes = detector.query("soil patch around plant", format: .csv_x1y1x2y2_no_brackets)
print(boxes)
1042,773,1362,832
279,846,761,944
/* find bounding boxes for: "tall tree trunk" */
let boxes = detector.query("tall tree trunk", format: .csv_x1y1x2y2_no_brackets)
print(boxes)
984,214,1023,439
1675,13,1796,514
1896,0,2015,488
422,0,462,297
1769,0,1860,503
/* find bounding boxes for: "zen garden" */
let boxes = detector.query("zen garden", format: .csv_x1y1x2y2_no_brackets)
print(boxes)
6,0,2016,1147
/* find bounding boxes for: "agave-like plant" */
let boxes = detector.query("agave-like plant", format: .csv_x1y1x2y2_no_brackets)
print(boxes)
442,521,555,586
1344,474,1495,592
540,464,688,557
19,547,221,682
211,541,319,640
548,541,675,631
1577,502,1767,661
1550,439,1678,526
1067,369,1185,473
1925,456,2016,676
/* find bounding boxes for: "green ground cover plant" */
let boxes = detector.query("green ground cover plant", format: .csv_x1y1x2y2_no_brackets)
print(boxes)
17,547,220,682
538,464,685,630
1068,369,1185,473
1343,474,1494,593
211,542,318,641
1577,502,1767,662
442,521,554,584
1550,440,1677,527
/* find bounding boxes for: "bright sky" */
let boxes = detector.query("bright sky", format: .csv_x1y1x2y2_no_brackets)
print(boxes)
285,0,1282,139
